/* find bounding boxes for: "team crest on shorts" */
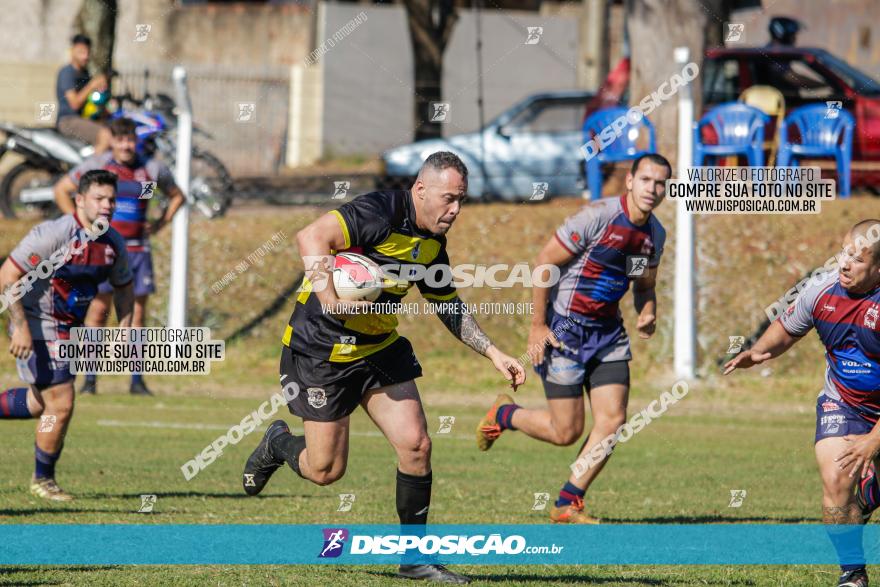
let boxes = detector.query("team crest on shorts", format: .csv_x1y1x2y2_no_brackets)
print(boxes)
822,400,840,412
307,387,327,408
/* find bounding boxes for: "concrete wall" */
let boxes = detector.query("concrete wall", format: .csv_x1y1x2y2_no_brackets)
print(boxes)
0,0,306,175
318,2,580,157
730,0,880,78
0,0,313,69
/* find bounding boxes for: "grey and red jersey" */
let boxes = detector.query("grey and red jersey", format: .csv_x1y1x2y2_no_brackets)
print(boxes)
779,271,880,421
7,214,132,341
550,194,666,324
69,152,175,253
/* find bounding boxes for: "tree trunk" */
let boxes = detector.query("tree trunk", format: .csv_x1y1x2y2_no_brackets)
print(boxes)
403,0,458,141
74,0,117,77
626,0,730,165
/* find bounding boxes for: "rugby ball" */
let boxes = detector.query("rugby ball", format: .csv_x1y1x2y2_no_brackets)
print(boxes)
333,252,384,301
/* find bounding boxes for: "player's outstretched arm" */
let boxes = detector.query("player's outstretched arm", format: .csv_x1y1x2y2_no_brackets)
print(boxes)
722,320,801,375
633,265,658,339
434,297,526,390
528,236,574,365
113,282,135,328
0,258,33,359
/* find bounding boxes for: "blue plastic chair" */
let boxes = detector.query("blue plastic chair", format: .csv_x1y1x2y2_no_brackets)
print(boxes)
582,107,656,200
776,104,855,198
693,103,770,167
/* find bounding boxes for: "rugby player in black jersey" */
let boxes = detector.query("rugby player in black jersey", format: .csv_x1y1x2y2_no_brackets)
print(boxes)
241,151,525,584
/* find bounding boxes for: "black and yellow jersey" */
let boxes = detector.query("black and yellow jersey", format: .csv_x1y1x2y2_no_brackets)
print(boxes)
282,190,457,362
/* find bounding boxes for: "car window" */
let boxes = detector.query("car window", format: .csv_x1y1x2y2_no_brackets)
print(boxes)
506,100,583,134
703,58,741,104
753,58,840,100
813,51,880,96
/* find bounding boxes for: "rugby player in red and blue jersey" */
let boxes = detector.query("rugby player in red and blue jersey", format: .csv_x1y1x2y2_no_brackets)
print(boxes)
0,170,133,501
725,220,880,587
54,117,184,396
476,153,670,524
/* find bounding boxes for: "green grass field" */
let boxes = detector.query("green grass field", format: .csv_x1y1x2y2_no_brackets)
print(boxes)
1,197,879,585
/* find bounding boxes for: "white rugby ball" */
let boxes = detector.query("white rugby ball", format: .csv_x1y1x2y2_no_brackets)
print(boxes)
333,252,384,301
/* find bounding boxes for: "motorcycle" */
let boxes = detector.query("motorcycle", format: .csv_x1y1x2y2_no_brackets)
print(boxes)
0,87,234,220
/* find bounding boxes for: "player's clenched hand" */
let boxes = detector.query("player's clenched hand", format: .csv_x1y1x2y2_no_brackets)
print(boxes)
636,313,656,339
9,327,33,360
722,349,772,375
835,433,880,479
526,323,560,366
487,348,526,392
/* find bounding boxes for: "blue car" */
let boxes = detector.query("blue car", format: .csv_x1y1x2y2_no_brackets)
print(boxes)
379,90,593,201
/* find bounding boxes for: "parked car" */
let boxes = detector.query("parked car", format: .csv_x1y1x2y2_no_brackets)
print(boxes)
703,47,880,187
379,91,593,201
380,47,880,200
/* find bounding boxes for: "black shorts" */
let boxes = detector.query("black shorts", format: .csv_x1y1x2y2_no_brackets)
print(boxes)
279,336,422,422
542,357,630,399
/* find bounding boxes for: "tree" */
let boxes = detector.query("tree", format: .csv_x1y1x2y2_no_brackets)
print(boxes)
402,0,459,141
74,0,118,77
626,0,731,162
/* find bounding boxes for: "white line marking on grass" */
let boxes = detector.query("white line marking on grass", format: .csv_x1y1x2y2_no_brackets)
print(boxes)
96,419,474,440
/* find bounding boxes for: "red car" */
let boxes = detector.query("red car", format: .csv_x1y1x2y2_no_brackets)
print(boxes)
703,47,880,188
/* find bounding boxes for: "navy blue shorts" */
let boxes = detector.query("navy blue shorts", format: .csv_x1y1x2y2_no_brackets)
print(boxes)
98,250,155,297
815,394,874,443
15,340,73,389
534,312,631,398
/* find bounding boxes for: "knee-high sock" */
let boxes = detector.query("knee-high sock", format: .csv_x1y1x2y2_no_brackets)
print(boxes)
397,469,433,565
0,388,33,419
35,443,63,480
826,523,865,572
397,469,432,525
270,432,306,478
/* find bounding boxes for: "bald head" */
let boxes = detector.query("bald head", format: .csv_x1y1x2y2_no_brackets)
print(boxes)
839,219,880,293
411,152,468,235
846,219,880,262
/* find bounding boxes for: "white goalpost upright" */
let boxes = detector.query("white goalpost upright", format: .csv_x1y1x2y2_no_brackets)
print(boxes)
673,46,696,380
169,66,192,329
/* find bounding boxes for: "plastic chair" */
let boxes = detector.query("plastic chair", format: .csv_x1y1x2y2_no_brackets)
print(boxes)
740,85,785,165
582,107,656,200
776,103,855,198
693,103,770,167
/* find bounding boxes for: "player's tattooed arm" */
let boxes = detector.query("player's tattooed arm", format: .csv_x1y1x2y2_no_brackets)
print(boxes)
433,297,527,390
433,297,493,355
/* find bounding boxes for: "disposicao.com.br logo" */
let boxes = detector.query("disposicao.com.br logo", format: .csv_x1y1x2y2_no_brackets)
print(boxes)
318,528,563,557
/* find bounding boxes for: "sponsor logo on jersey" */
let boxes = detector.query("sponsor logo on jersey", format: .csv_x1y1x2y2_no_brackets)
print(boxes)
865,305,879,330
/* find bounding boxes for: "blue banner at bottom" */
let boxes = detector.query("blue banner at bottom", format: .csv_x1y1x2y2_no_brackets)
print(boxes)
1,524,879,565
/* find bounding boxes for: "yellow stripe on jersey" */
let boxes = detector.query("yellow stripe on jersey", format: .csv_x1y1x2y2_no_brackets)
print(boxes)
330,210,351,250
329,331,400,362
343,313,399,335
374,232,442,264
297,276,312,304
422,291,458,302
282,324,293,346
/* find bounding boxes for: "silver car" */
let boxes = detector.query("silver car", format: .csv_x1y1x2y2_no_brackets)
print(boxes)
379,90,593,201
